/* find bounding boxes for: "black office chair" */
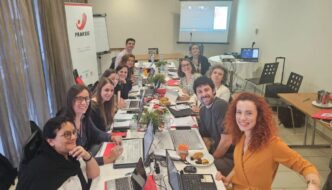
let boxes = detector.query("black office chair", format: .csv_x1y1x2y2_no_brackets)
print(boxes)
29,120,41,134
0,153,17,190
265,72,304,133
18,130,43,179
109,56,116,69
244,62,279,95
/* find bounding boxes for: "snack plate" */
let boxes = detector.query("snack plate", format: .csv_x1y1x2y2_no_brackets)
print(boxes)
312,101,332,109
186,151,214,167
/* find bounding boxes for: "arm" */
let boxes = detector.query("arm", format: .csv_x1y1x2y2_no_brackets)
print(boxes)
305,173,320,190
216,169,234,186
213,134,232,158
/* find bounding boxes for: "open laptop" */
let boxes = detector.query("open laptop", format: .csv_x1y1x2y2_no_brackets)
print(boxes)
166,151,217,190
105,157,147,190
113,121,154,168
240,48,259,62
123,90,145,112
169,129,204,150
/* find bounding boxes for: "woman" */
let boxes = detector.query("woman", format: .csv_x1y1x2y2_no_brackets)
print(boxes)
216,92,320,190
188,44,210,75
91,77,116,132
115,65,132,99
16,116,99,190
178,58,201,99
102,69,119,87
64,84,123,165
120,54,136,84
207,64,230,102
102,69,126,109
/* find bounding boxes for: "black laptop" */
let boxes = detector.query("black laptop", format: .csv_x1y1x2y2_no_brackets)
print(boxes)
240,48,259,62
166,151,217,190
105,157,147,190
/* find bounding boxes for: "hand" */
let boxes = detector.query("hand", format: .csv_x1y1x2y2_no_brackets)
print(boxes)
305,173,320,190
191,105,200,113
104,145,123,164
117,98,126,109
111,136,122,145
69,146,90,160
130,75,136,84
215,171,231,186
178,94,190,101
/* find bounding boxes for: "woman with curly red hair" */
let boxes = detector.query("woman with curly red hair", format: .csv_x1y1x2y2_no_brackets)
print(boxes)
216,92,320,190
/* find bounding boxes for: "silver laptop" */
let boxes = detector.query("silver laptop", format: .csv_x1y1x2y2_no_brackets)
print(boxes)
123,90,145,111
113,121,154,168
105,157,147,190
169,129,204,150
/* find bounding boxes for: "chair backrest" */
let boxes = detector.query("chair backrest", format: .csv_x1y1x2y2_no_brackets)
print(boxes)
0,153,17,189
259,62,279,84
109,56,116,69
286,72,303,93
29,120,41,134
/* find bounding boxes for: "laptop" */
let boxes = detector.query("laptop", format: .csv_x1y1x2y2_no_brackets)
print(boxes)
105,157,147,190
169,129,204,150
240,48,259,62
123,90,145,112
113,121,154,168
166,151,217,190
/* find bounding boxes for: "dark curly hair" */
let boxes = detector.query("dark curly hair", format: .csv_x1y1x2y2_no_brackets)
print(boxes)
224,92,277,151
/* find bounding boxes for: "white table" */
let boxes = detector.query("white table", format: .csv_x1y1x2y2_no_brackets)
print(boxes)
208,55,259,80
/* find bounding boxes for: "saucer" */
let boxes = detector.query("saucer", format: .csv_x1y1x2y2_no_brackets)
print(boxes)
312,101,332,109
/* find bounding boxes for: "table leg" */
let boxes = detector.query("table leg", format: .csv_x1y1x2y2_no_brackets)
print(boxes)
303,115,308,145
311,120,316,145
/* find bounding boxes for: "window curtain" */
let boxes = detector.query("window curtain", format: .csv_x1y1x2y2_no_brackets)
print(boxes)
0,0,51,166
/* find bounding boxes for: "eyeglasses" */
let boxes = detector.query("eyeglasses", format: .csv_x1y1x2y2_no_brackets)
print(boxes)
60,130,77,139
75,96,90,104
181,63,191,68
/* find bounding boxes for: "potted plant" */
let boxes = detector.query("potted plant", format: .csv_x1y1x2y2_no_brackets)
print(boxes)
149,73,166,89
155,61,168,73
140,108,168,133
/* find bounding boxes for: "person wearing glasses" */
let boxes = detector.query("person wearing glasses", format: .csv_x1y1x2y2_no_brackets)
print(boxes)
216,92,320,190
188,44,210,75
178,58,201,100
16,116,100,190
90,77,116,132
62,84,123,165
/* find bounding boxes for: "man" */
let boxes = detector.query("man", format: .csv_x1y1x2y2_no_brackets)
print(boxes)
193,76,234,175
114,38,135,69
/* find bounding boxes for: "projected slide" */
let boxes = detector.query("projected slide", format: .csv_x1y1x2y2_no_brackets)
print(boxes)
179,1,232,43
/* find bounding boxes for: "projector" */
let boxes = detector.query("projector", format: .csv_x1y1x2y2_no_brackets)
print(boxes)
220,55,235,62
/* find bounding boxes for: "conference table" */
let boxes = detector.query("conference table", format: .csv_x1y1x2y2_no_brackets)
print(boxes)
278,92,332,148
90,62,226,189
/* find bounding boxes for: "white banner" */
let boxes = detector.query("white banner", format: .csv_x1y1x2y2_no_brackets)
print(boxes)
65,3,98,85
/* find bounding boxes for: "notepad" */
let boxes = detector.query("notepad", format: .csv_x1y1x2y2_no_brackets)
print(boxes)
312,109,332,120
103,143,117,157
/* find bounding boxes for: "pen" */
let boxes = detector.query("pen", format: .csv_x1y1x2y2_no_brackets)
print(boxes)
302,98,310,102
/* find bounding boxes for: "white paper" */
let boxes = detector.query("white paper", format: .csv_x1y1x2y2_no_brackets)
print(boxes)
114,113,135,120
113,120,131,128
172,116,195,126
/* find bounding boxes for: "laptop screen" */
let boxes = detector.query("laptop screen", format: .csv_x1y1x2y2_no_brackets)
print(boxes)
143,121,154,165
131,158,148,190
240,48,259,61
166,151,181,190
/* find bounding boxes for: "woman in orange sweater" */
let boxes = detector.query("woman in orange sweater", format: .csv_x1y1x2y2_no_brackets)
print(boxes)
216,92,320,190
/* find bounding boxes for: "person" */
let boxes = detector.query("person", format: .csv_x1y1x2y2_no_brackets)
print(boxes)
91,77,116,132
16,116,100,190
115,65,132,99
114,38,135,69
120,54,136,84
63,84,123,165
188,43,210,75
101,69,126,109
193,76,234,175
178,58,201,99
216,92,320,190
102,69,119,87
207,64,231,102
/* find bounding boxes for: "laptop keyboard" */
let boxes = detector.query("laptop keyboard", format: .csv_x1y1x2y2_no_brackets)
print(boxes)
182,174,203,190
115,177,132,190
117,139,143,164
170,130,204,150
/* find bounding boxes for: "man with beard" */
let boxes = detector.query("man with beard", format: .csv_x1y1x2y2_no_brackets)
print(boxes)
193,76,234,175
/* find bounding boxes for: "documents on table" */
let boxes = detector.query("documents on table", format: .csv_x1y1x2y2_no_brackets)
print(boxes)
113,120,131,128
169,104,191,111
172,116,196,127
114,113,135,121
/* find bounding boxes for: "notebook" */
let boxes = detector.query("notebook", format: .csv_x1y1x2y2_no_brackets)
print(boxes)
105,157,147,190
113,121,154,168
166,151,217,190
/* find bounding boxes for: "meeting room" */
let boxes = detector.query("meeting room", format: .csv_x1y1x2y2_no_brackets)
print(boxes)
1,0,331,190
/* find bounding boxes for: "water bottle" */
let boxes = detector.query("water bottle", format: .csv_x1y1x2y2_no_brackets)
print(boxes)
130,115,138,132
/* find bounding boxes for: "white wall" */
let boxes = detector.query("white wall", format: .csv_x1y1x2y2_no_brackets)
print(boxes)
89,0,230,71
229,0,332,92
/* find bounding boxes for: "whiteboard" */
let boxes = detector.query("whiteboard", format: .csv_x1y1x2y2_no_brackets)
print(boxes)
93,15,110,53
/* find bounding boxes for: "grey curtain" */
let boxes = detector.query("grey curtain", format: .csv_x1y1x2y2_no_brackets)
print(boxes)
0,0,51,166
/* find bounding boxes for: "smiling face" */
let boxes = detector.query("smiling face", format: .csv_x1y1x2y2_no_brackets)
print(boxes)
180,60,192,75
195,84,215,106
126,40,135,52
101,82,114,102
210,68,224,86
47,122,77,156
236,100,258,136
126,57,135,68
73,89,90,116
117,67,128,81
108,73,119,86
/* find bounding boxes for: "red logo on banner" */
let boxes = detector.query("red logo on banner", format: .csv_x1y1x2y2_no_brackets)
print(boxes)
76,13,87,30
